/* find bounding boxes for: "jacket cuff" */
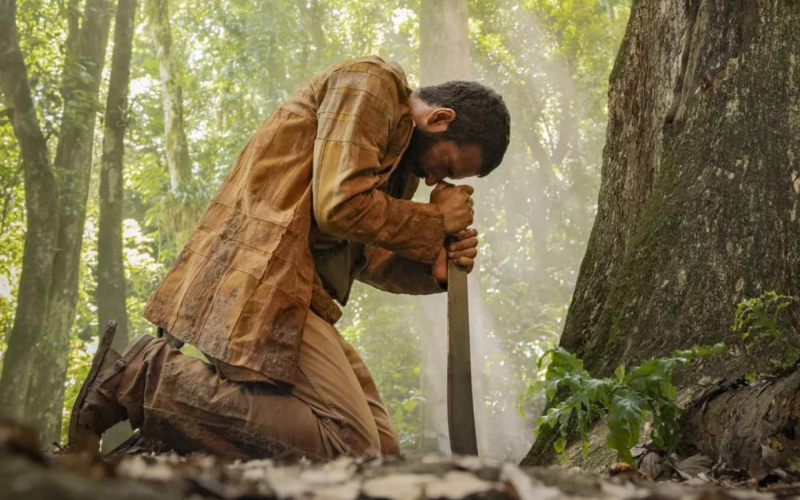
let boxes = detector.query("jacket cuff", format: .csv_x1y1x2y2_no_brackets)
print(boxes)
400,202,446,264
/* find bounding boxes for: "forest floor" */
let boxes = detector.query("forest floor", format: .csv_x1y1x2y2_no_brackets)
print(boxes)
2,418,799,500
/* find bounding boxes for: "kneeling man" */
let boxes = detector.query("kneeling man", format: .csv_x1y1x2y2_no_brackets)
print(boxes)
69,56,510,460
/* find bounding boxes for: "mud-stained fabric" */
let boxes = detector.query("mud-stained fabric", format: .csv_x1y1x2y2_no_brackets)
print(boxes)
143,56,447,385
119,311,400,460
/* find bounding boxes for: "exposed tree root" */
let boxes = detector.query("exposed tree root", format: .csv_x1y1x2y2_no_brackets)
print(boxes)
681,368,800,478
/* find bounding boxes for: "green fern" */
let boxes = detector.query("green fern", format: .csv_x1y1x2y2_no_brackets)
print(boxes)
732,291,798,371
533,343,727,465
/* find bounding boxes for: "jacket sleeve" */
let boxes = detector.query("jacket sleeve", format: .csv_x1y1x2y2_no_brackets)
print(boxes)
357,246,446,295
312,62,446,264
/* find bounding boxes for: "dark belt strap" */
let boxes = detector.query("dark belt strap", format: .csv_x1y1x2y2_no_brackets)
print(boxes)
156,326,185,350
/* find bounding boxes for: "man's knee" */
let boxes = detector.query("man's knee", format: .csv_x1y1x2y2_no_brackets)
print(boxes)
379,432,400,456
327,420,380,458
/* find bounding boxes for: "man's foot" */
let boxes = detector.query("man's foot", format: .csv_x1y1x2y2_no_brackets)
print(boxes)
67,322,154,452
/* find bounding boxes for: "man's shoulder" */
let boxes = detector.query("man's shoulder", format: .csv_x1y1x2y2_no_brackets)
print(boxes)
321,56,409,88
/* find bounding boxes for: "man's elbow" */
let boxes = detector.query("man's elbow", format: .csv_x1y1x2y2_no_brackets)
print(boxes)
315,212,341,236
315,190,375,238
314,202,351,237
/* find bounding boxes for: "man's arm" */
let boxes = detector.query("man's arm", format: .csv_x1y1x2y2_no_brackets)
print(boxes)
357,246,446,295
312,62,445,264
358,228,480,294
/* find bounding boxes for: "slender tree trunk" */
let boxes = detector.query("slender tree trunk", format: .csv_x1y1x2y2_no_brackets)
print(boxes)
98,0,136,354
97,0,137,451
147,0,191,191
419,0,471,86
0,0,59,417
26,0,116,442
523,0,800,468
61,0,82,89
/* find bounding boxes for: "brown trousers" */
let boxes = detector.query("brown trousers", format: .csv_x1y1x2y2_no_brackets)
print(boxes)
119,311,399,460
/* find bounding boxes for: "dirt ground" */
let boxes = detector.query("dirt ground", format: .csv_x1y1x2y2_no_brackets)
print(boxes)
2,419,799,500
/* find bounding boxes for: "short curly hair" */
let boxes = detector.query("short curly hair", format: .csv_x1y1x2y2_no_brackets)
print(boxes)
417,81,511,177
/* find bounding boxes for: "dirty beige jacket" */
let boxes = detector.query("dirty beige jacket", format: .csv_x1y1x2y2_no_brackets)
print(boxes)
143,57,446,385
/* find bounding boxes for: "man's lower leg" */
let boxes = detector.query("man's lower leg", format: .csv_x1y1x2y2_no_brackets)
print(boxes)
68,328,154,451
68,332,339,461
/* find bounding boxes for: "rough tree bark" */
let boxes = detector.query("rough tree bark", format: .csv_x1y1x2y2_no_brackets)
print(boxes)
0,0,60,417
523,0,800,468
147,0,192,192
681,370,800,474
25,0,116,442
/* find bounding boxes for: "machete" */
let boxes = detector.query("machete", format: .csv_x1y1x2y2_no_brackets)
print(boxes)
447,259,478,455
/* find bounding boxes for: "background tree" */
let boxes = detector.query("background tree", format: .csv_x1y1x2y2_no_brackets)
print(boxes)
97,0,138,451
0,0,60,419
0,0,116,444
99,0,137,356
147,0,190,193
523,0,800,468
420,0,471,84
25,0,116,442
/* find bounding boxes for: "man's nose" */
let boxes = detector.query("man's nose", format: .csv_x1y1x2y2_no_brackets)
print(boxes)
425,173,441,186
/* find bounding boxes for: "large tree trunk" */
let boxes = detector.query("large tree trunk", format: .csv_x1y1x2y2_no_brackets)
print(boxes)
523,0,800,467
147,0,191,192
26,0,116,442
0,0,59,417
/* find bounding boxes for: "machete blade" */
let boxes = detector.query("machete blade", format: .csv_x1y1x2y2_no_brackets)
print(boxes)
447,260,478,455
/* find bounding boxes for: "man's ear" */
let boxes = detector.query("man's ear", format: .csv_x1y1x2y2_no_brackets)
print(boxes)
426,108,456,133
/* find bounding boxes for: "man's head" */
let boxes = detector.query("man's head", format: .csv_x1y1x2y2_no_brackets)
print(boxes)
403,81,510,186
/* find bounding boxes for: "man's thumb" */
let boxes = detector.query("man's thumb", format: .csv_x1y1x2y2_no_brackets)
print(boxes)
432,180,454,194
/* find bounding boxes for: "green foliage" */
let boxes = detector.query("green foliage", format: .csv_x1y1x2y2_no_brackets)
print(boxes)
0,126,25,366
533,343,727,464
733,291,799,371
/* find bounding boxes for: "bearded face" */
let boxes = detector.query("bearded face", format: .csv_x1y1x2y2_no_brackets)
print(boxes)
398,128,439,180
399,127,484,186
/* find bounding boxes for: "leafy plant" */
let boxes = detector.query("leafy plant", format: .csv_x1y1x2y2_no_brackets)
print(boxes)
732,291,799,371
533,343,727,464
